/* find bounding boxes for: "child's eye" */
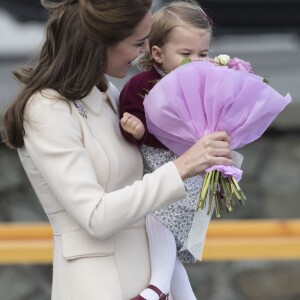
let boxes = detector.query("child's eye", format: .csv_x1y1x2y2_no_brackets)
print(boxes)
199,53,208,58
181,53,191,57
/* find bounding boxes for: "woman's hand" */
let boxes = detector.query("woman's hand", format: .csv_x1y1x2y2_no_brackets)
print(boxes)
173,131,233,180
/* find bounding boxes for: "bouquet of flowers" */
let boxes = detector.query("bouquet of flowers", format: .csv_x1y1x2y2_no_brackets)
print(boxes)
144,55,292,217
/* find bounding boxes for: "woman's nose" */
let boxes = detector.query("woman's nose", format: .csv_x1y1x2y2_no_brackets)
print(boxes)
140,39,149,54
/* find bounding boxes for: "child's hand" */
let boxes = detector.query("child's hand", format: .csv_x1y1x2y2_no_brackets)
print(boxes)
120,112,145,141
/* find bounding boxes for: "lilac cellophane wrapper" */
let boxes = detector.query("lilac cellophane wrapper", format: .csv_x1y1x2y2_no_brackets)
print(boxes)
144,61,292,179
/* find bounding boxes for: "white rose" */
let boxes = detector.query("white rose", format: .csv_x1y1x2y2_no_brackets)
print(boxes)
214,54,230,66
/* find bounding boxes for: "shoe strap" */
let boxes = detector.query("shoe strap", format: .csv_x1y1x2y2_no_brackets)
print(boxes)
147,285,169,300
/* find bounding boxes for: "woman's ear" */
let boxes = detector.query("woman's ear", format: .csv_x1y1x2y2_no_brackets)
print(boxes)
152,46,163,64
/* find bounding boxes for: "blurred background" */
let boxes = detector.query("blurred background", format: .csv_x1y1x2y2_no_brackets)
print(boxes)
0,0,300,299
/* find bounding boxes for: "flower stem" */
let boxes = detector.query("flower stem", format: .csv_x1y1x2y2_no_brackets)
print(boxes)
197,171,246,217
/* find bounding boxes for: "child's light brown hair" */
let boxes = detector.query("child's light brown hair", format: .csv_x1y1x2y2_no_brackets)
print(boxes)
139,0,213,70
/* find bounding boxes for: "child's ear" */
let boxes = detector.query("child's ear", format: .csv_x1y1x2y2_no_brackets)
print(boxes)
152,46,163,64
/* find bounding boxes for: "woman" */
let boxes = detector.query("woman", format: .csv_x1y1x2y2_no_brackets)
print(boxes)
3,1,232,299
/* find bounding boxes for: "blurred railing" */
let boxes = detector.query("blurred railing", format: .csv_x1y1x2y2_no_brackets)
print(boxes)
0,219,300,264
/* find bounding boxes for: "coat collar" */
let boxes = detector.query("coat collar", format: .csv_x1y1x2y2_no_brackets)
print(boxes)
81,86,118,116
106,85,119,115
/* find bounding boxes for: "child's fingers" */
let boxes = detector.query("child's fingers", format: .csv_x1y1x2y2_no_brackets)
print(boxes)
122,112,132,119
120,113,134,127
121,117,139,133
126,117,138,129
120,113,145,140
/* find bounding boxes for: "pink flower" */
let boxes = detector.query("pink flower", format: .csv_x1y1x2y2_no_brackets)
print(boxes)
228,57,253,73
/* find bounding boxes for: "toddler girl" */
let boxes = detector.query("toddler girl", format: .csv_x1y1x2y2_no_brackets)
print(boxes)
120,1,213,299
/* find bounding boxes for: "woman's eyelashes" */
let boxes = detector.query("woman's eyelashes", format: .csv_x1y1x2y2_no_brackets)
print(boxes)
135,41,145,47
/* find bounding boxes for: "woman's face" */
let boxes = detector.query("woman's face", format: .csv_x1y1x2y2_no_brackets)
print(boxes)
106,11,152,78
153,25,211,73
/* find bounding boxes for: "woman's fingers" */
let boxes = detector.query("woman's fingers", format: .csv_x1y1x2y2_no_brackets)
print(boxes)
173,131,233,180
193,136,231,156
201,134,233,164
205,141,232,157
206,130,231,143
210,155,233,166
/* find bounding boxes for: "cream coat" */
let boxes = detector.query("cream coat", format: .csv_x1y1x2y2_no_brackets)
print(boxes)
18,83,186,300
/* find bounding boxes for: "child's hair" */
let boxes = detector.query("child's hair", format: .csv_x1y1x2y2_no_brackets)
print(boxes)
139,0,213,70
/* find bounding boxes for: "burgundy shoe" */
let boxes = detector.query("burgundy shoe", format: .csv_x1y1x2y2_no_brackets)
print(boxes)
131,285,169,300
130,296,146,300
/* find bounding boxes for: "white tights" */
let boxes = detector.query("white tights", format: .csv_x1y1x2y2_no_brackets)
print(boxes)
139,214,196,300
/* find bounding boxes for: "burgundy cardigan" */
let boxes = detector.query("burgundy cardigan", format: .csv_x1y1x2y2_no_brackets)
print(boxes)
119,67,167,149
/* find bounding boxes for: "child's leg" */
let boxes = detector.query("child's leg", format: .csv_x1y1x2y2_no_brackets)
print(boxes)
170,257,197,300
139,214,176,300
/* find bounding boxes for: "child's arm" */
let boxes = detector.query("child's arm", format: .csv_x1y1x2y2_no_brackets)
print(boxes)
120,112,145,141
119,69,166,149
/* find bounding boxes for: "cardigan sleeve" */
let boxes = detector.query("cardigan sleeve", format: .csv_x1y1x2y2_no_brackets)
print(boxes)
119,74,148,146
119,70,166,148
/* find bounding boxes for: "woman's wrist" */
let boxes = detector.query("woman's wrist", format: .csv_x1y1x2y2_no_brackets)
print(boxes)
173,157,189,181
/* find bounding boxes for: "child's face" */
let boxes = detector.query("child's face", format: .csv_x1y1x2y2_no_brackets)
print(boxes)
152,26,211,74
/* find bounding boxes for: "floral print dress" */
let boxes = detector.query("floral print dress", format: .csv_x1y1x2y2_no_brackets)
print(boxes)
140,145,213,263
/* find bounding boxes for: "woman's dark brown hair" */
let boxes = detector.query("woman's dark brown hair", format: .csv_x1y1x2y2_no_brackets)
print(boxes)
3,0,152,148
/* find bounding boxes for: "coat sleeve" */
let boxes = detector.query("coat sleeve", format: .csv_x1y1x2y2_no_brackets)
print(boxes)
23,92,186,239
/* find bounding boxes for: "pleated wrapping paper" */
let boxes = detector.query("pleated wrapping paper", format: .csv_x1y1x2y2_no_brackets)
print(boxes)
144,61,291,218
144,60,291,180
